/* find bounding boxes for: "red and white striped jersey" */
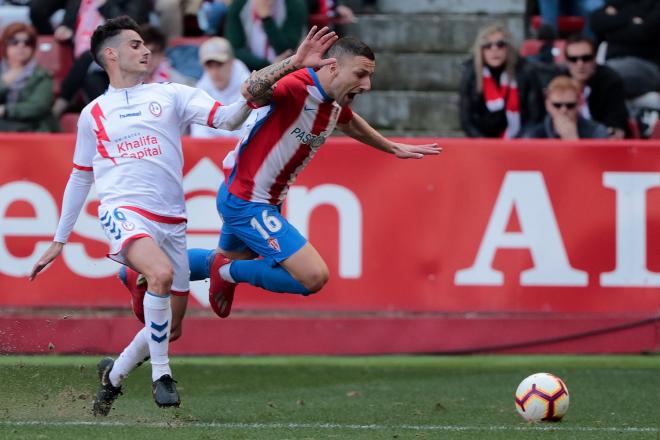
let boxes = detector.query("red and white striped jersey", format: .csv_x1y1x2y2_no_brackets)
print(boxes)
226,68,353,205
71,82,248,221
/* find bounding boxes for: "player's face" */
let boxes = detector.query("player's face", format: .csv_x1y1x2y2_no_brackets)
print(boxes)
115,30,151,75
565,42,595,83
481,31,508,69
330,55,375,106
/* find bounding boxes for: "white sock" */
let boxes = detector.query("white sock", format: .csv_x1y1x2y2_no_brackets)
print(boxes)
109,328,150,387
143,292,172,381
219,262,235,283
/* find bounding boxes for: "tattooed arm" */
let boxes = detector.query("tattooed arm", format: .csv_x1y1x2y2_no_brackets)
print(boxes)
241,26,338,102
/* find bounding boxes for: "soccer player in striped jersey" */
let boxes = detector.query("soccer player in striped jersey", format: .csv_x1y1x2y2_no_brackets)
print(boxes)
191,34,441,316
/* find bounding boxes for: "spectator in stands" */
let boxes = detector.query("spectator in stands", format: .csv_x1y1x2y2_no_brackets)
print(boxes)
523,75,609,139
198,0,231,35
225,0,308,71
590,0,660,100
0,22,59,132
51,0,151,118
561,34,628,138
154,0,205,38
537,0,604,37
191,36,251,138
306,0,357,27
459,24,544,138
29,0,68,35
30,0,151,36
140,24,192,85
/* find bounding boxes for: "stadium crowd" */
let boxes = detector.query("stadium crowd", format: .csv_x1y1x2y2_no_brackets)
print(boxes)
0,0,657,138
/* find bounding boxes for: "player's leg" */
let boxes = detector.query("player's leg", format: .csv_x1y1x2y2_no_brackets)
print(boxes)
123,237,180,407
207,195,329,314
225,242,328,293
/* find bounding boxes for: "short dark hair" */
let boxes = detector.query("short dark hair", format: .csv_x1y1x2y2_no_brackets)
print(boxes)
564,33,596,56
326,36,375,61
91,15,142,68
140,24,167,53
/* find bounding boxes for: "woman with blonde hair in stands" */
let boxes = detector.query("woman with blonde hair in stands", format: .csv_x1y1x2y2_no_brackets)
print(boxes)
459,23,544,138
0,22,59,132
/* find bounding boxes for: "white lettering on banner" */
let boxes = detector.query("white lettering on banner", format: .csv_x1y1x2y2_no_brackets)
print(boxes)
455,171,588,286
601,172,660,286
0,182,58,276
287,185,362,278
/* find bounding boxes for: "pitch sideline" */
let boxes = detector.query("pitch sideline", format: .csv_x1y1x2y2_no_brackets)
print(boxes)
0,420,658,433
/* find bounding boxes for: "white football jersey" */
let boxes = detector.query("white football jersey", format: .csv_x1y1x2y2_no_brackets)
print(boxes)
73,82,242,220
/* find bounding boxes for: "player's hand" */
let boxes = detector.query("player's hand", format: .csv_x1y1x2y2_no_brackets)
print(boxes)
391,142,442,159
29,242,64,281
291,26,338,69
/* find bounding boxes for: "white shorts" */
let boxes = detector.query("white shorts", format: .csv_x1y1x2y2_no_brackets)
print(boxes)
98,204,190,295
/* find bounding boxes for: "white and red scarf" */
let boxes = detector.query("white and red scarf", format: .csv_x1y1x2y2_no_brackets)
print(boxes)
482,67,521,138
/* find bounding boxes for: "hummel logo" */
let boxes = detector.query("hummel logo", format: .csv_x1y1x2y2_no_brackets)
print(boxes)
303,105,316,111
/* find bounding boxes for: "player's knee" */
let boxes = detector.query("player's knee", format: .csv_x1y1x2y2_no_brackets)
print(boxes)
301,265,329,293
145,265,173,292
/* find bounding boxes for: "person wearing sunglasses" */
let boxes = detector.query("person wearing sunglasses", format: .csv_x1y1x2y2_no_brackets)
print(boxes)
522,75,609,139
560,34,628,139
0,22,59,132
459,24,544,138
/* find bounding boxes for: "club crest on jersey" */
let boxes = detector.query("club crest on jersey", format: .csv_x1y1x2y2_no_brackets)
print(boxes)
149,102,162,117
267,238,281,252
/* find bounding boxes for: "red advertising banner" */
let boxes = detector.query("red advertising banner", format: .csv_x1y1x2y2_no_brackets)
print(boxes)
2,134,660,315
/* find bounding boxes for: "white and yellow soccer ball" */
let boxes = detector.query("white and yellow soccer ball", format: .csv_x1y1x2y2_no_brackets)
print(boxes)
515,372,569,422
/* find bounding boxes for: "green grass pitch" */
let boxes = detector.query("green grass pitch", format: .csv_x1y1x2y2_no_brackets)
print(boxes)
1,355,659,439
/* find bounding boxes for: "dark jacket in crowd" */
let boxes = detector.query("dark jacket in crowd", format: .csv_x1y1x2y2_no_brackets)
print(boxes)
522,115,609,139
61,0,151,31
0,65,59,132
459,58,545,138
590,0,660,67
561,64,629,134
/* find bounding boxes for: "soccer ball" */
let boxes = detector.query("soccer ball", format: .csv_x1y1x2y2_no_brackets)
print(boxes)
515,372,569,422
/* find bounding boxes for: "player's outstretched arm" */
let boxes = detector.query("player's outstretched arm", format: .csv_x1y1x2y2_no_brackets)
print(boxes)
241,26,338,102
29,242,64,281
29,168,94,280
338,112,442,159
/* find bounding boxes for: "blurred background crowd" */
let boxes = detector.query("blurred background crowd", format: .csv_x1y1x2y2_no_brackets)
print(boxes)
0,0,657,139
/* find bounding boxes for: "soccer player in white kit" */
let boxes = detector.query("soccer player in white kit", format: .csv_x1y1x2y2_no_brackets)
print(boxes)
28,16,258,413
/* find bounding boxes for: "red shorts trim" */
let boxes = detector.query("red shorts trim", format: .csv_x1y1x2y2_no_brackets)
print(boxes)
207,101,221,127
171,290,190,297
73,163,93,171
119,206,187,224
106,233,152,261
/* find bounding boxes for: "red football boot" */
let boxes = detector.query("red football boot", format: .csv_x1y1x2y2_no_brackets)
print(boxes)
118,266,147,323
208,251,237,318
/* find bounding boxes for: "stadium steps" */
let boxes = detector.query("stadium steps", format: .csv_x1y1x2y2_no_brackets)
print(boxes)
351,90,460,133
341,1,525,135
